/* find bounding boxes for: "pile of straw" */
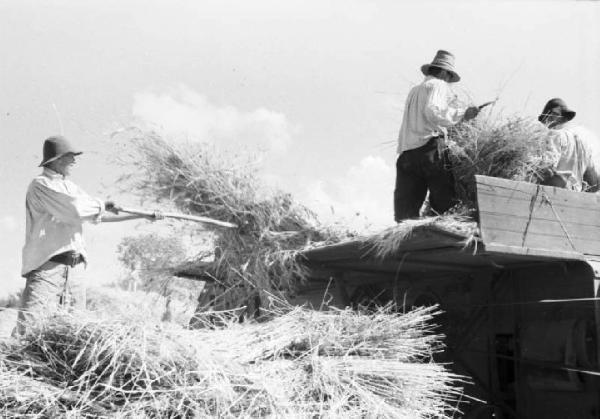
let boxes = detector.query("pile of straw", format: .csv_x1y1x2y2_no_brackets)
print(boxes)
446,115,558,208
367,215,478,259
118,130,352,314
86,286,200,326
0,306,463,418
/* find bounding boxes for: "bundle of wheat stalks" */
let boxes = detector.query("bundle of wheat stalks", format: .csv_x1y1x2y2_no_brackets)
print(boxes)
368,215,478,259
117,129,352,312
446,115,558,208
0,306,463,418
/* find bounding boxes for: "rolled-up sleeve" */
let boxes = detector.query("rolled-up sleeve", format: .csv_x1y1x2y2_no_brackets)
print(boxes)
424,82,465,128
28,181,104,225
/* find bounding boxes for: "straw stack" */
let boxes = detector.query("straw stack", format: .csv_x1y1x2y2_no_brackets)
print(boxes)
118,130,353,315
446,115,558,208
0,306,463,418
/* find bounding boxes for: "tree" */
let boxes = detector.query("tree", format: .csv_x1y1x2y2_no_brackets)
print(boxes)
118,232,205,321
117,233,186,294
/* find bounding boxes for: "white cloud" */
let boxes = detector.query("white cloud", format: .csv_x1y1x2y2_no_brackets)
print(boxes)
132,86,293,153
300,155,395,231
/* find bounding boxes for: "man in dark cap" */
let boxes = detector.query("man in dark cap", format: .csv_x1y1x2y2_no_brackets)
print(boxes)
538,98,600,192
15,136,160,334
394,50,481,222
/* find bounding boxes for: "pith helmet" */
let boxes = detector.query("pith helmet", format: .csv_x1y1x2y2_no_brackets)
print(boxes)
39,136,82,167
421,50,461,83
538,98,576,124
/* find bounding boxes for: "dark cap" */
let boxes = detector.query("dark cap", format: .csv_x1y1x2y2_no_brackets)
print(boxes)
39,136,82,167
538,98,576,124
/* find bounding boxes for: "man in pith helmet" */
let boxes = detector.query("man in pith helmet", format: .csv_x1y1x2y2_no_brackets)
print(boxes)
394,50,480,221
538,98,600,192
15,135,160,334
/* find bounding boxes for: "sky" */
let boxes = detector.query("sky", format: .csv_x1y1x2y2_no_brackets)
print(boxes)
1,0,599,296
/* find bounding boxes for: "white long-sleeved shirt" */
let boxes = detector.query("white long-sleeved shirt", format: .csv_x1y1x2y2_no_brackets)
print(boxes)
397,76,466,155
21,168,104,276
549,123,600,192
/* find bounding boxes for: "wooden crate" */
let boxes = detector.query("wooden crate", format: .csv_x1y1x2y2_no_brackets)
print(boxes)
475,175,600,260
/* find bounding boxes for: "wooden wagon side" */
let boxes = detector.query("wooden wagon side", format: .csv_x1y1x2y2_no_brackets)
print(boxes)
297,176,600,418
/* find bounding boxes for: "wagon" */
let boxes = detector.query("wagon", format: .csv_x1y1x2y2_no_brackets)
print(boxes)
296,176,600,419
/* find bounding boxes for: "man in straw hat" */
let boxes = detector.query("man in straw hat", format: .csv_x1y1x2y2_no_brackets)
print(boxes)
394,49,480,222
538,98,600,192
14,135,161,335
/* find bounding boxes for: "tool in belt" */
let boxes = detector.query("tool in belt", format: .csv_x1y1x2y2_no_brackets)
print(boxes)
49,251,85,267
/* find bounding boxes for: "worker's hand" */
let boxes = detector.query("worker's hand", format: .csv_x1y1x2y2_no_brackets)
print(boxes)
463,106,480,121
105,200,121,214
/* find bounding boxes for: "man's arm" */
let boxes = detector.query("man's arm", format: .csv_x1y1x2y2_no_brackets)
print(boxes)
101,204,162,223
571,126,600,192
583,168,599,192
424,81,466,127
28,180,103,225
424,81,480,127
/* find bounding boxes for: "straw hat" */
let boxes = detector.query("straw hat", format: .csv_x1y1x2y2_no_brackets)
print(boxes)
39,136,82,167
537,98,576,124
421,50,460,83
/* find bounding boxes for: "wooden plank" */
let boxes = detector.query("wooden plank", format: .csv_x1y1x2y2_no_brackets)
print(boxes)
480,213,600,241
302,231,465,264
322,258,482,274
476,175,600,257
483,243,585,261
477,190,600,228
481,222,599,254
476,175,600,210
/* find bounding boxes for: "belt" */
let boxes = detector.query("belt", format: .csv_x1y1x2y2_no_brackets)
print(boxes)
405,136,442,154
49,252,85,267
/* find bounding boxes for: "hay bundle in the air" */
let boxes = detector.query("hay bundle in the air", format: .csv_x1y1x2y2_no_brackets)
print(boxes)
446,115,558,208
0,306,463,418
118,130,351,314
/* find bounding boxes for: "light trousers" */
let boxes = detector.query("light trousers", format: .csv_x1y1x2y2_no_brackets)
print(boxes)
15,260,86,335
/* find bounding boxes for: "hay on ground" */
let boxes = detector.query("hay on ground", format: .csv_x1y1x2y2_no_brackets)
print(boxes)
0,306,464,418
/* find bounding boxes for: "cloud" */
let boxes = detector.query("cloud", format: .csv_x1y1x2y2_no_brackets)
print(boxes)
300,155,395,231
132,86,293,153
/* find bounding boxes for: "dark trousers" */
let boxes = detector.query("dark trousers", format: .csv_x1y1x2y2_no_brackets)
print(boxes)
393,139,456,221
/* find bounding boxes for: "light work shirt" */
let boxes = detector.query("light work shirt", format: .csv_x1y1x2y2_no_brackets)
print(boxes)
549,123,600,192
21,168,104,276
397,76,466,155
